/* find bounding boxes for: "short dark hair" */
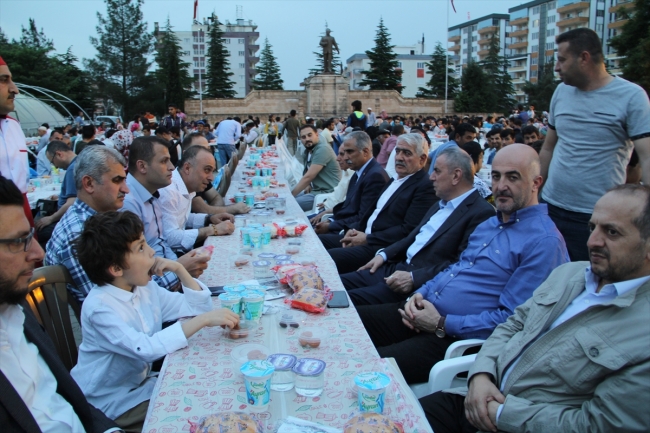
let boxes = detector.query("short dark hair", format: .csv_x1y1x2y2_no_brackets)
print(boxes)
105,128,116,139
168,103,178,109
486,129,501,138
522,125,540,137
606,184,650,241
410,126,431,145
392,125,405,136
290,109,296,116
155,126,170,136
324,118,335,129
81,124,96,139
500,128,516,140
528,139,544,154
459,141,484,166
128,136,169,172
170,126,181,136
233,116,241,123
182,132,206,149
556,28,604,64
180,145,213,167
351,100,362,111
454,122,477,140
0,175,23,207
75,211,144,286
46,140,73,155
299,124,318,135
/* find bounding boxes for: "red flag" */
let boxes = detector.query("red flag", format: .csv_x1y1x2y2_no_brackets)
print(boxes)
193,0,198,19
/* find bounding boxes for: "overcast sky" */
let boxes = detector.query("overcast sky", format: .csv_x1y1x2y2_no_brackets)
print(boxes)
0,0,524,90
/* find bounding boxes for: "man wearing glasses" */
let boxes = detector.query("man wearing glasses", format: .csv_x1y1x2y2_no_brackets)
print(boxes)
34,140,78,247
0,175,119,432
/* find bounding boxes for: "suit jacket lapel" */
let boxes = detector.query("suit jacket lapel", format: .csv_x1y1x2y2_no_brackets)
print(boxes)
0,370,42,433
419,191,477,251
380,169,425,212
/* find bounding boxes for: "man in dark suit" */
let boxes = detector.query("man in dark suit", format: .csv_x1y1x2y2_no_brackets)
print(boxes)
342,146,495,305
327,133,437,274
0,175,119,433
312,131,389,239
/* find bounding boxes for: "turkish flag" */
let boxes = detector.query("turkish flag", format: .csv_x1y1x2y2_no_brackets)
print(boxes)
194,0,198,19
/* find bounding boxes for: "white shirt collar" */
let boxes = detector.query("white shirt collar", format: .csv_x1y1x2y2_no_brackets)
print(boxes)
356,158,374,178
439,188,476,210
584,267,650,297
172,168,192,198
96,283,138,302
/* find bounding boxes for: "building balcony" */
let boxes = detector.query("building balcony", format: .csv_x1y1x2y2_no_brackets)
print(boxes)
478,37,495,46
478,49,490,56
509,28,529,38
509,16,529,26
249,44,259,52
557,1,590,14
508,64,527,72
478,25,499,35
557,16,590,28
508,41,529,49
608,19,629,29
609,1,634,13
449,44,461,52
448,34,461,42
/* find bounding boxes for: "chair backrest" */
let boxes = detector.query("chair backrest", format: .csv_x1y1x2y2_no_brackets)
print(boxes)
237,142,247,160
228,152,239,173
217,165,231,197
25,265,80,371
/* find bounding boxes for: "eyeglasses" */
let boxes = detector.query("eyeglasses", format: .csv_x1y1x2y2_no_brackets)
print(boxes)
0,228,35,253
47,151,57,165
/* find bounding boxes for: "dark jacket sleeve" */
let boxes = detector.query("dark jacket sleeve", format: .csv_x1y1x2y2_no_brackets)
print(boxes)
329,170,388,232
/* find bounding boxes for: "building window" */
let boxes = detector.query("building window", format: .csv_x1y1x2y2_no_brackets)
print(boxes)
417,68,424,78
531,45,539,51
463,49,468,54
547,15,556,23
417,62,425,68
532,6,540,14
239,63,245,68
397,62,402,68
546,42,555,50
596,10,605,17
472,35,477,42
548,1,556,9
472,46,477,52
546,55,555,63
463,28,468,34
596,23,604,32
533,19,539,27
471,25,478,31
532,32,539,39
238,51,245,56
531,57,538,65
224,38,231,44
238,38,245,44
546,29,555,37
184,38,190,43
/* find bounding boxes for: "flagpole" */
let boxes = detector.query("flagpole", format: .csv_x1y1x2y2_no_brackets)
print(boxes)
445,0,449,114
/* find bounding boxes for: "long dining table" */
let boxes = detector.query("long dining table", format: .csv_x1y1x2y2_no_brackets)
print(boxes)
142,145,433,433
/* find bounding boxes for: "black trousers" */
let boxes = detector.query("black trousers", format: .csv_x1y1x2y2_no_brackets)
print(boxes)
419,391,477,433
341,262,412,306
328,244,378,275
546,202,591,262
318,233,344,250
357,301,456,384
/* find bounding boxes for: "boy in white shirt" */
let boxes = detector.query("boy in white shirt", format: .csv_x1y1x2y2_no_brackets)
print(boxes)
70,211,238,431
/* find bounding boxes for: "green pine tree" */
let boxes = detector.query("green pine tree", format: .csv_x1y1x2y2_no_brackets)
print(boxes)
480,34,515,113
522,62,559,112
609,0,650,95
251,38,283,90
154,19,194,109
309,48,342,76
359,18,403,93
20,18,54,50
85,0,153,119
417,41,459,99
205,16,236,98
454,60,490,112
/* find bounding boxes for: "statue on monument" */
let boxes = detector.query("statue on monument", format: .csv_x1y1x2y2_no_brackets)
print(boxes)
319,28,340,74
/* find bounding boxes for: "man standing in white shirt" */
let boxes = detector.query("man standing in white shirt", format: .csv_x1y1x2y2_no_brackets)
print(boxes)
0,175,119,432
159,146,235,254
214,117,242,167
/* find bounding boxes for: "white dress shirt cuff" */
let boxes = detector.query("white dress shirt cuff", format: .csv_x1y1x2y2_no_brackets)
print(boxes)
188,213,209,229
180,280,213,314
376,249,387,261
180,229,200,251
496,403,503,421
158,322,189,354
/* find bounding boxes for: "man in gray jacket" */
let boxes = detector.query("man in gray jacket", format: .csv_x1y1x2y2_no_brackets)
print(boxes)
420,184,650,433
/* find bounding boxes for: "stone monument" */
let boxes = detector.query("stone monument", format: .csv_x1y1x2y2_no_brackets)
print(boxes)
319,28,339,75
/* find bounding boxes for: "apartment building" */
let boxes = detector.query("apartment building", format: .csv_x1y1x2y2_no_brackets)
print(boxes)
164,15,260,98
447,14,511,74
344,41,435,98
606,0,636,75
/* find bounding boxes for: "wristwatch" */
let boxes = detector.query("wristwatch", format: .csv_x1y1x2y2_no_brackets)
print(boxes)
435,316,446,338
204,214,214,226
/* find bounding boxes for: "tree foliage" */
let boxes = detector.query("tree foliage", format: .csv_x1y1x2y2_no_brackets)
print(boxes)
0,21,94,116
454,61,490,112
609,0,650,95
480,34,515,113
522,62,559,112
359,18,403,93
417,42,459,99
309,47,341,76
154,19,194,110
205,17,236,98
252,38,283,90
85,0,153,119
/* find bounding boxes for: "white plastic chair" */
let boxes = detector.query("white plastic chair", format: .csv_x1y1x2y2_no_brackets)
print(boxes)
307,192,334,215
409,339,485,399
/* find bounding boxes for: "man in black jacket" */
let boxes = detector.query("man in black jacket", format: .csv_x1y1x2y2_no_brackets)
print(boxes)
327,133,437,274
312,131,389,237
0,175,118,433
341,146,494,305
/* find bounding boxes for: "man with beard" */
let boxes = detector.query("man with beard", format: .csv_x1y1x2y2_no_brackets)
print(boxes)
421,184,650,433
0,175,118,432
292,125,341,211
356,144,569,384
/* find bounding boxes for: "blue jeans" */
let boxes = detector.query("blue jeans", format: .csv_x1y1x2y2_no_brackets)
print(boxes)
217,143,236,167
546,202,591,262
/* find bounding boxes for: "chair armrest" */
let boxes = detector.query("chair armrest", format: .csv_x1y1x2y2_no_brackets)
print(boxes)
444,339,485,360
426,354,477,396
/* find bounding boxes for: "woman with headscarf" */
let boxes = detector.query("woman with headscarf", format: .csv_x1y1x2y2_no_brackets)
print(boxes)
112,129,134,170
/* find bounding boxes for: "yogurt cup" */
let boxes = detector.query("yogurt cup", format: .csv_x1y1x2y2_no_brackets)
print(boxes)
244,193,255,206
252,260,272,280
240,360,275,409
267,353,297,391
234,192,245,203
257,252,276,260
223,284,246,294
217,293,242,315
292,358,326,397
241,290,265,322
354,372,392,414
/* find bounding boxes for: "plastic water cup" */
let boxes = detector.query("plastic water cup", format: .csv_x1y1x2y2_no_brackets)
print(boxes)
245,193,255,206
241,290,265,322
249,229,263,249
241,227,252,247
354,372,391,414
261,226,272,246
293,358,326,397
234,193,244,203
240,360,275,409
234,215,247,228
267,354,297,392
218,293,242,315
252,260,272,280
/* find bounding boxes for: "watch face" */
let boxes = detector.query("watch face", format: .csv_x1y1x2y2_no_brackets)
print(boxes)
435,329,446,338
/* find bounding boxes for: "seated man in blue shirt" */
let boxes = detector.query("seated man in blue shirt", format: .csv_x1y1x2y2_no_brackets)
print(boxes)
357,144,570,384
427,122,477,175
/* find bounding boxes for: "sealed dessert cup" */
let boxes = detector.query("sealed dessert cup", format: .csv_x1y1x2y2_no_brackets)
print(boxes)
354,372,392,414
292,358,326,397
241,290,265,322
231,343,271,370
223,284,246,294
240,360,274,409
223,320,255,340
257,252,276,260
297,327,326,349
266,353,297,392
217,293,242,315
252,260,273,280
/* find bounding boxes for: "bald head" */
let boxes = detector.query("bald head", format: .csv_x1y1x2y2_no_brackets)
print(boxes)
491,143,543,221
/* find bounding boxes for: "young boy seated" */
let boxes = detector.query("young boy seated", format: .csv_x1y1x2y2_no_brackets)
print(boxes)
70,211,238,431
